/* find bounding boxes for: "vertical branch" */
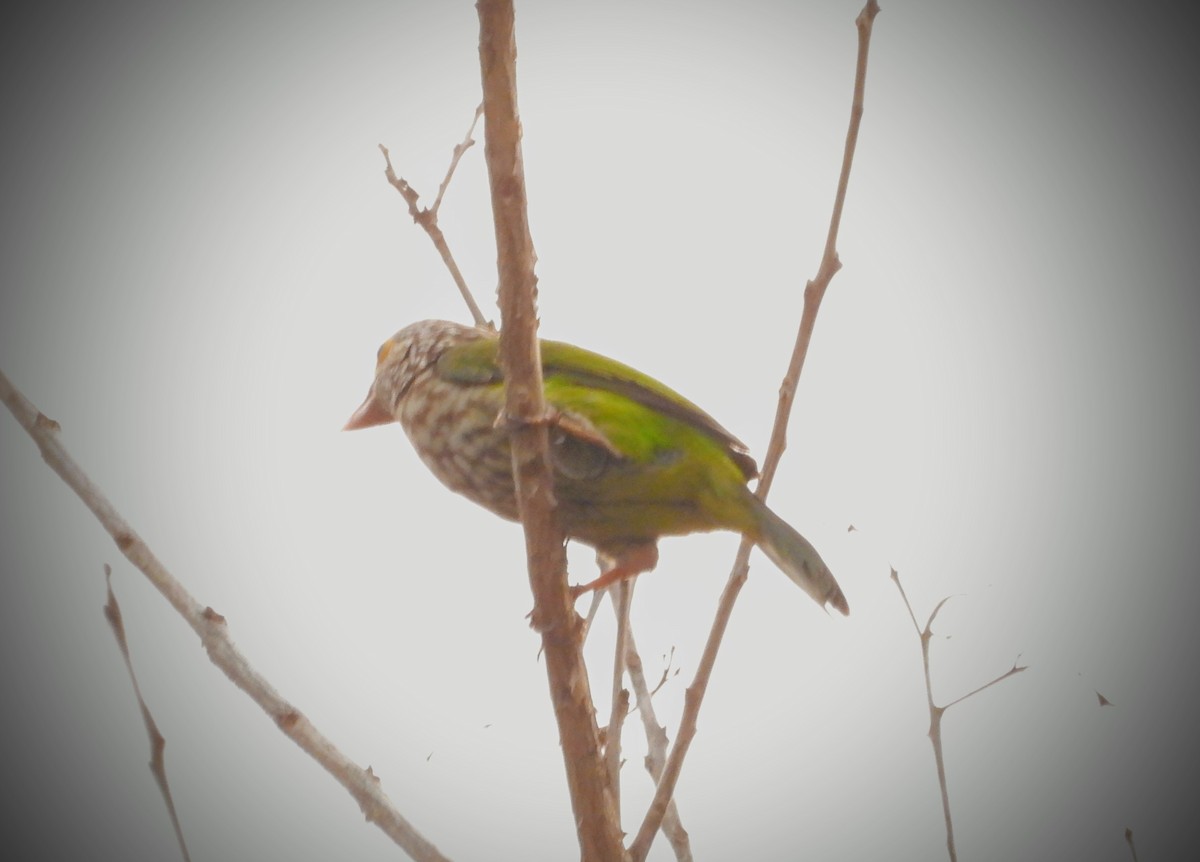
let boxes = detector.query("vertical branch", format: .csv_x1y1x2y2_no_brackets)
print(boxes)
604,581,633,806
628,3,881,859
475,2,626,860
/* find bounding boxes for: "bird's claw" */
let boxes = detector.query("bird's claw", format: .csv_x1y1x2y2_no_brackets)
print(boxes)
568,582,589,601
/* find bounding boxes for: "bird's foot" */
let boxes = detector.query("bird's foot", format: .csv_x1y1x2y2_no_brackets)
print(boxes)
569,543,660,597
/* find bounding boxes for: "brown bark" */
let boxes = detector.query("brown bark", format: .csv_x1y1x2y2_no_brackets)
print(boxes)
476,2,627,860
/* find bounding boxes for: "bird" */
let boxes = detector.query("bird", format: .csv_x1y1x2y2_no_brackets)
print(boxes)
345,319,848,615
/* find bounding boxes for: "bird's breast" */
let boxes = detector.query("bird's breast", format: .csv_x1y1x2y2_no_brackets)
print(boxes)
397,374,520,521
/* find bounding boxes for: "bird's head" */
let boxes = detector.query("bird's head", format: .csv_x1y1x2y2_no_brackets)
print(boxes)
344,319,488,430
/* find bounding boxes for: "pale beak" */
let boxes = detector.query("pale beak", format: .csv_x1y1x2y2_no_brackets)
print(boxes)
344,391,396,430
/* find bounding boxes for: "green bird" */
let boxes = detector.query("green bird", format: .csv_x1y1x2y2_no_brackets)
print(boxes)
346,319,848,614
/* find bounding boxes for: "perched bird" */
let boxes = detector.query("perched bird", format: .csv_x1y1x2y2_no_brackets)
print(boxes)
346,319,848,615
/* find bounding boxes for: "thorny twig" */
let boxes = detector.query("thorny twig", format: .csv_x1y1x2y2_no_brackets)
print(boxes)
380,103,490,328
892,567,1027,862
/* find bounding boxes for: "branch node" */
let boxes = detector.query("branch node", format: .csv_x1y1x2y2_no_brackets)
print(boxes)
201,606,227,626
277,709,303,732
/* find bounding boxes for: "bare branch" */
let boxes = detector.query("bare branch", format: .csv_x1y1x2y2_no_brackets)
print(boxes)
624,626,692,861
892,566,1027,862
893,565,923,633
103,565,192,862
628,4,881,858
645,647,678,701
579,584,606,641
432,104,484,216
379,102,491,328
475,2,625,860
942,658,1028,711
0,369,451,862
891,567,958,862
604,581,633,807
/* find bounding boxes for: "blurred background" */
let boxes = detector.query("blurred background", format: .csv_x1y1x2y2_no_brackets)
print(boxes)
2,2,1197,859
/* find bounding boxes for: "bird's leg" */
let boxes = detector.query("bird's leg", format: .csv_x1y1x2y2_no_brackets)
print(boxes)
571,543,659,599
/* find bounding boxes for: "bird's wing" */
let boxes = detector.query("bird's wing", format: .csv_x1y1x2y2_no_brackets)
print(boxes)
436,334,758,480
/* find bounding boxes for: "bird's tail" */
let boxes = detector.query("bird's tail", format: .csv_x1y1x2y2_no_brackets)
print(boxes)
748,495,849,615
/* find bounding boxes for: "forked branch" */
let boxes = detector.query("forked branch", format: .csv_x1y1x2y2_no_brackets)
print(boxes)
892,568,1027,862
380,103,490,328
0,370,451,862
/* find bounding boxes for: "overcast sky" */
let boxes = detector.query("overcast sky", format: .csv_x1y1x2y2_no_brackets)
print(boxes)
2,2,1198,860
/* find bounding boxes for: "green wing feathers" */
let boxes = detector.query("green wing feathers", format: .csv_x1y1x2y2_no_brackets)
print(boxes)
541,340,758,480
434,327,847,613
437,333,758,480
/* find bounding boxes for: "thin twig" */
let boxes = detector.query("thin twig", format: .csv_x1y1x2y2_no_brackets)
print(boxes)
624,625,692,861
628,3,881,858
579,582,606,641
476,2,626,860
0,369,451,862
103,565,192,862
893,571,957,862
644,647,678,700
891,568,1027,862
379,103,490,328
942,659,1027,710
604,581,633,808
432,104,483,216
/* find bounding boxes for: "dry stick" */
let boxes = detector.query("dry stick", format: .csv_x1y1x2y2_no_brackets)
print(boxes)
580,585,606,640
588,576,684,853
628,3,881,859
475,2,626,861
589,578,690,857
623,624,692,862
891,568,1027,862
103,565,193,862
379,104,490,329
0,370,451,862
377,70,661,859
431,104,484,217
645,647,678,700
604,580,633,809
